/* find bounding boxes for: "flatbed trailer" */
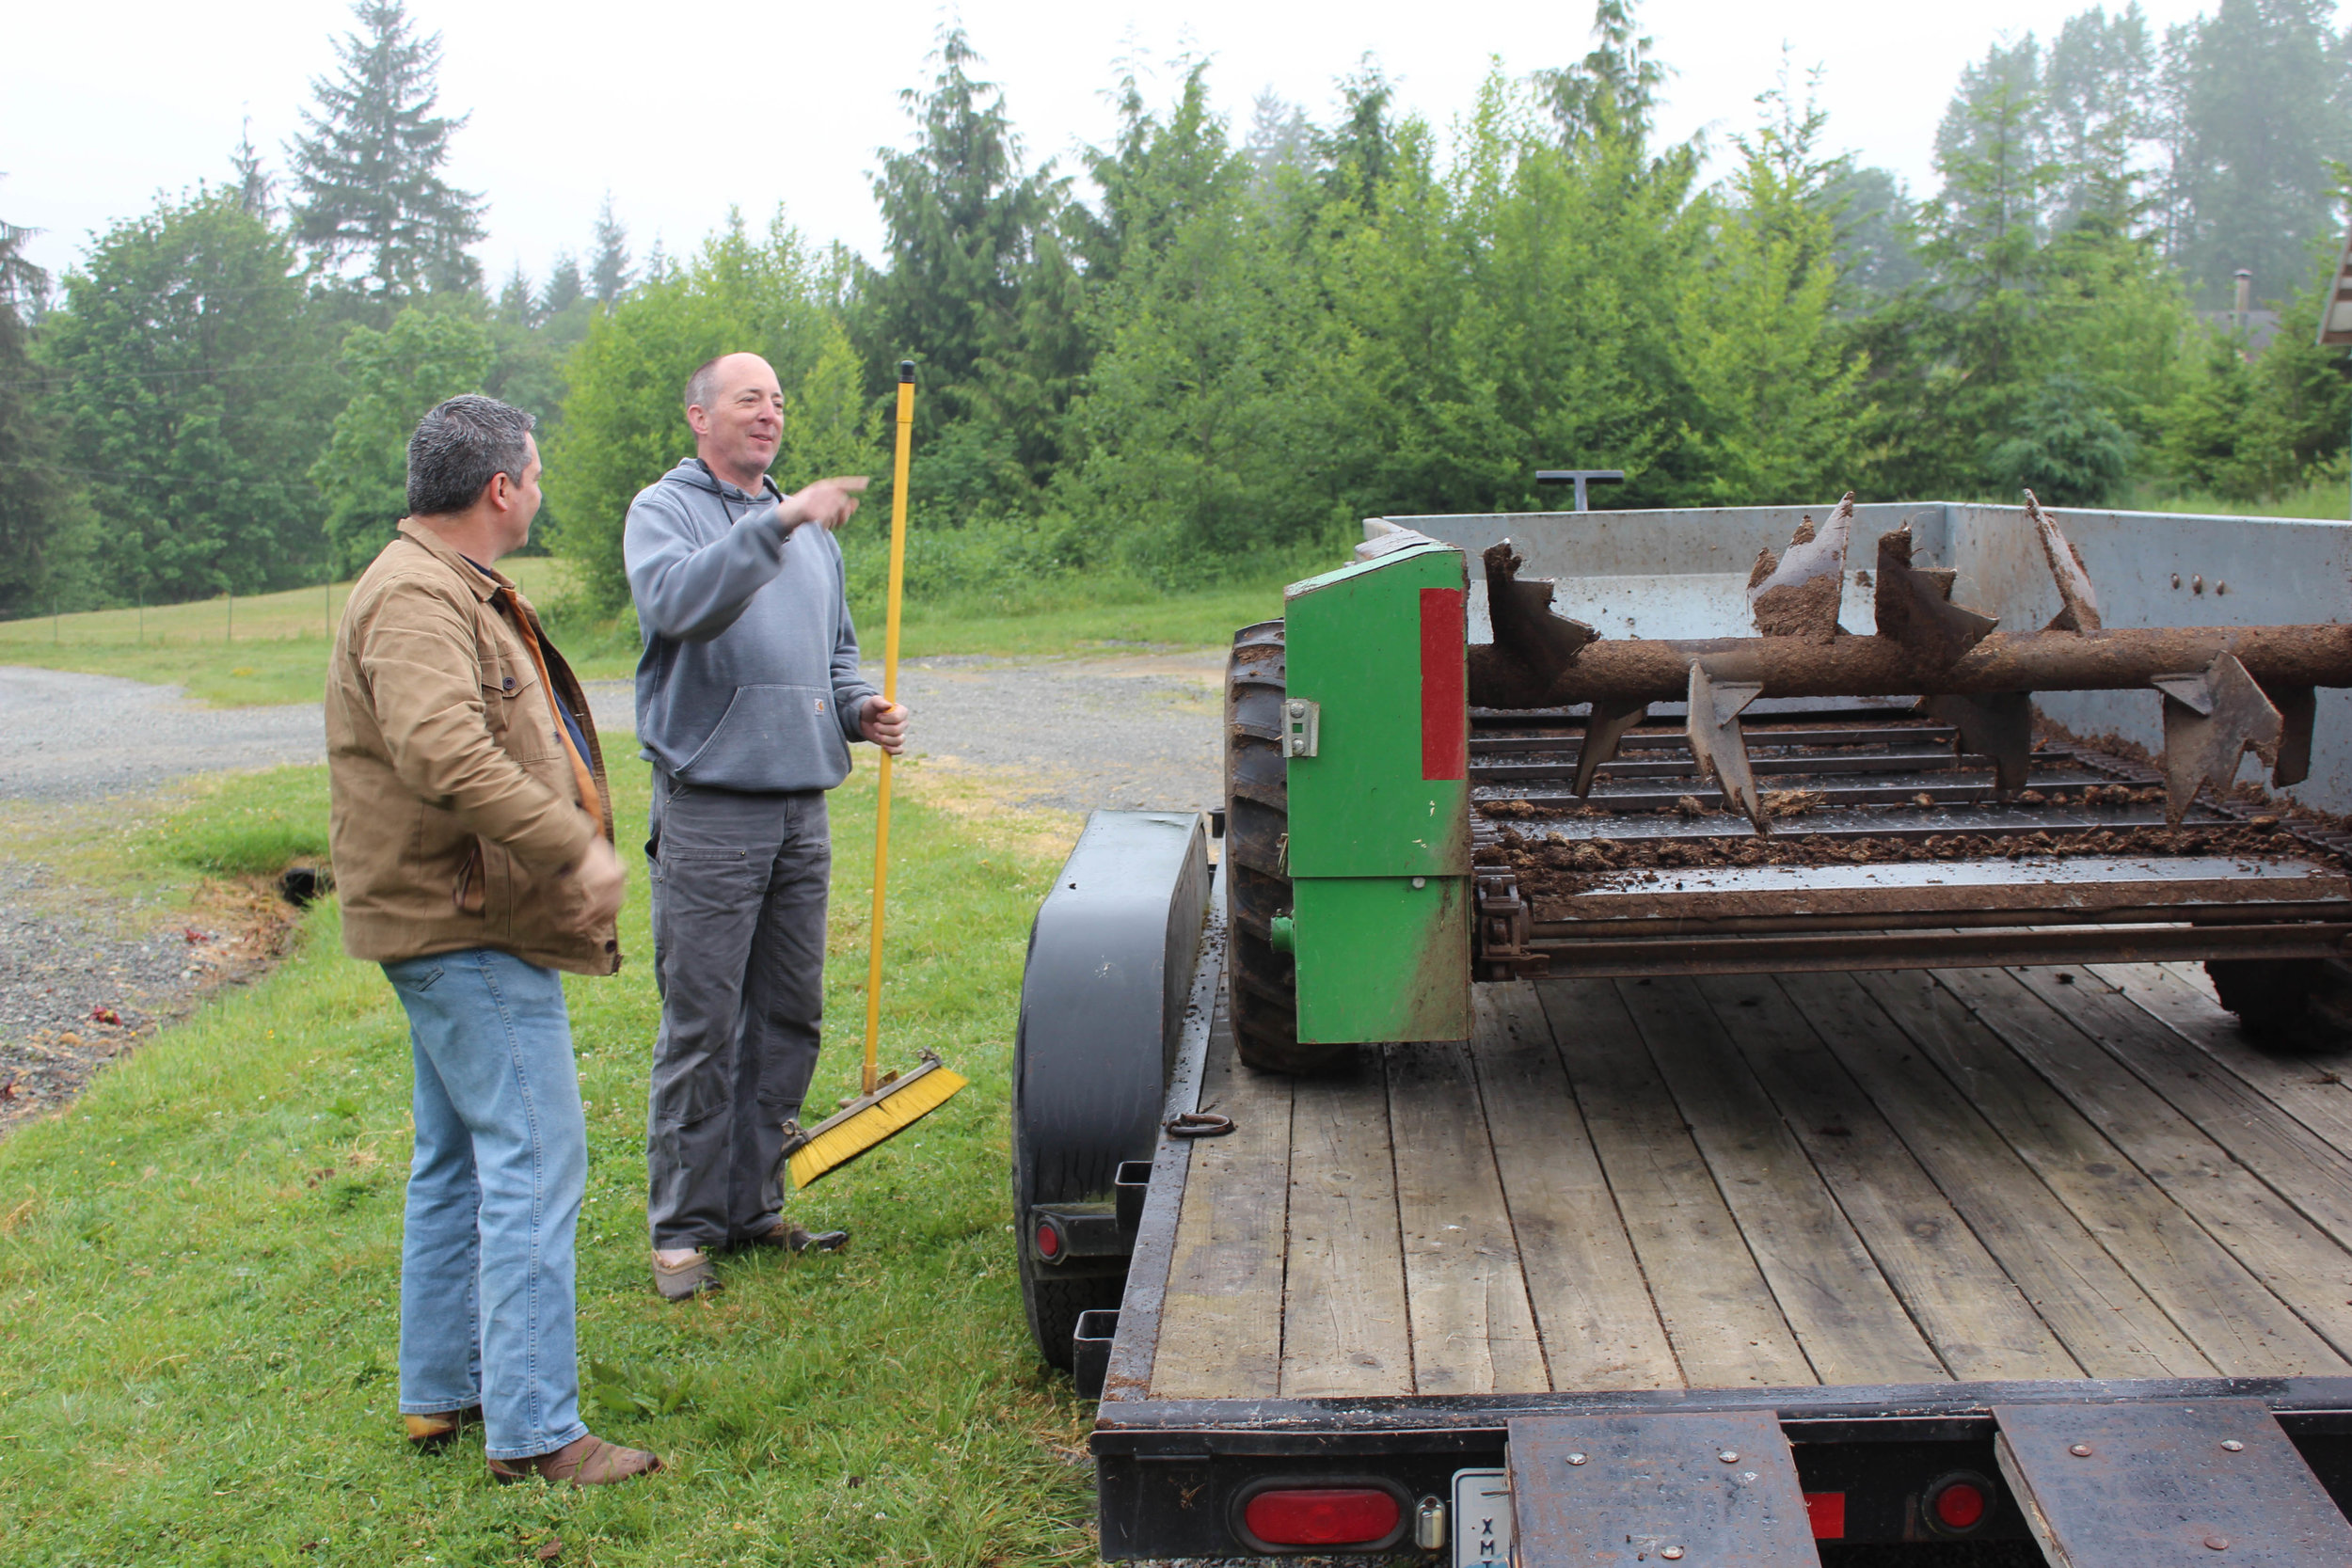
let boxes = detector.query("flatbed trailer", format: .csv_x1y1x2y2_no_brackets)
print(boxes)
1014,501,2352,1563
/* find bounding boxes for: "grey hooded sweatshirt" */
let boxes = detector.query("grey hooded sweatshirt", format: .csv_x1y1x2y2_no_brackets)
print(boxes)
624,459,879,793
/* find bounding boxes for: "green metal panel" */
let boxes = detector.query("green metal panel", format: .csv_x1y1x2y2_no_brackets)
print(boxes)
1283,541,1472,1043
1283,544,1470,879
1291,875,1470,1043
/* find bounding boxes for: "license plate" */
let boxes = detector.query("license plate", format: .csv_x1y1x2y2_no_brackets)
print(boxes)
1452,1467,1511,1565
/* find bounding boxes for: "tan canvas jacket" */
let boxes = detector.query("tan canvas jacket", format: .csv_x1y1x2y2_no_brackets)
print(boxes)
326,519,621,974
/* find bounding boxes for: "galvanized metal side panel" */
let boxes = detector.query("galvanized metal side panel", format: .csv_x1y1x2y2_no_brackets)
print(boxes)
1947,504,2352,814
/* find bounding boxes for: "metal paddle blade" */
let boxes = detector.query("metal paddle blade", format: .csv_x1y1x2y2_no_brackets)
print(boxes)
2155,652,2283,826
1747,492,1855,643
1873,524,1997,666
1922,691,2034,798
1686,661,1769,833
2026,488,2103,633
1575,700,1648,798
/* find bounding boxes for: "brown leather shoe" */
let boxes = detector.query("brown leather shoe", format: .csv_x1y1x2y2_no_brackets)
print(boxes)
487,1433,662,1486
651,1249,721,1301
404,1405,481,1450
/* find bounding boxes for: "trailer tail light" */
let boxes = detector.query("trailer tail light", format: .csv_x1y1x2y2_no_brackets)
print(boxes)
1804,1491,1846,1539
1034,1220,1061,1259
1242,1486,1403,1546
1930,1475,1989,1532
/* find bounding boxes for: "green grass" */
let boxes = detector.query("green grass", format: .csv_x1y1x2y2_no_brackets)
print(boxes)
0,558,1285,707
0,752,1100,1567
2120,471,2352,521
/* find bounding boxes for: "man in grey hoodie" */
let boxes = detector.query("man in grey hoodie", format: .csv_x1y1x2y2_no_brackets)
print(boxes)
624,350,910,1301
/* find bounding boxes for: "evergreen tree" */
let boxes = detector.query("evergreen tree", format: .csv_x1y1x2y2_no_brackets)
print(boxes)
860,26,1080,509
495,262,537,328
1673,73,1870,503
590,193,631,308
0,202,72,616
2158,0,2348,305
287,0,486,308
312,308,496,572
541,252,584,316
1243,91,1312,199
1827,166,1926,305
2043,5,2157,233
230,115,276,220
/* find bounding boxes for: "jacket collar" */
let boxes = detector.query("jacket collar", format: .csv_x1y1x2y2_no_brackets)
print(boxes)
396,517,512,604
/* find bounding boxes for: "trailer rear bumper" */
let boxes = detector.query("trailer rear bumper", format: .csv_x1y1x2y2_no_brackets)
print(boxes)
1093,1380,2352,1557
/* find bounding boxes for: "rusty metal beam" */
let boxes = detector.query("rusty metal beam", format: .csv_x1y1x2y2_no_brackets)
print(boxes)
1472,623,2352,709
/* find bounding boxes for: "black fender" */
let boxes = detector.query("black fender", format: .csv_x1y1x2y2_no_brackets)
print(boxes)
1012,810,1211,1368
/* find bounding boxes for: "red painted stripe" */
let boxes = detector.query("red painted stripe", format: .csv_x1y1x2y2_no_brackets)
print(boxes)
1420,586,1467,781
1804,1492,1847,1540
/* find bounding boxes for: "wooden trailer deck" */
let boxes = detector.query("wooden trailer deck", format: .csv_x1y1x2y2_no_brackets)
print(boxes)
1136,959,2352,1402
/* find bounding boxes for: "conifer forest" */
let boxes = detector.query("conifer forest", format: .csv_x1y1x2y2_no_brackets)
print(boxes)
6,0,2352,625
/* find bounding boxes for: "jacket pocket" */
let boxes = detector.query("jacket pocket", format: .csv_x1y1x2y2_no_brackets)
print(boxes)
676,684,850,790
453,839,486,914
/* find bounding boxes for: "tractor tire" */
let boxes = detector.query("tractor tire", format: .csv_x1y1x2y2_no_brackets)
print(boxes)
1225,621,1354,1075
2206,958,2352,1052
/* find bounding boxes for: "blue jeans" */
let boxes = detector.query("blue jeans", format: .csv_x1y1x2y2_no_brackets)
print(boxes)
383,948,588,1462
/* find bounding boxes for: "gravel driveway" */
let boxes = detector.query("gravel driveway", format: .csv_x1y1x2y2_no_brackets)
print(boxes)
0,666,326,800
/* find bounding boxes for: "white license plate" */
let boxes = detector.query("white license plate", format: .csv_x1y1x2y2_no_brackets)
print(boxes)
1451,1466,1511,1565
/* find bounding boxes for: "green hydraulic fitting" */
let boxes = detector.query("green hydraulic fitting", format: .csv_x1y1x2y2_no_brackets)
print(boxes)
1269,913,1295,955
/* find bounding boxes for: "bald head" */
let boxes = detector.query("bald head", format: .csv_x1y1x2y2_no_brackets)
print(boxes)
685,352,785,493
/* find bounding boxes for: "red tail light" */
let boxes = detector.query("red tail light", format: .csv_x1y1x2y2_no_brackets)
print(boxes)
1242,1487,1402,1546
1804,1491,1846,1539
1931,1478,1988,1531
1035,1221,1060,1259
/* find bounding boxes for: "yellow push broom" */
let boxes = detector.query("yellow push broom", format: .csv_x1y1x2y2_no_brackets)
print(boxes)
783,361,968,1190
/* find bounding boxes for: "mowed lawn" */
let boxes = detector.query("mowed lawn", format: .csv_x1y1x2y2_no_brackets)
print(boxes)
0,560,1282,707
0,753,1102,1567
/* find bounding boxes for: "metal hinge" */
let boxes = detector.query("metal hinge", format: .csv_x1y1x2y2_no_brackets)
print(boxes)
1283,699,1320,757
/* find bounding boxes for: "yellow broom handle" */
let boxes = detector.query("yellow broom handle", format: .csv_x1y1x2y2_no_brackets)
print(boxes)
863,363,914,1096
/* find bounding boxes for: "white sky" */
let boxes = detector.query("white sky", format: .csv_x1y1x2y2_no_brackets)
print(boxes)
2,0,2255,290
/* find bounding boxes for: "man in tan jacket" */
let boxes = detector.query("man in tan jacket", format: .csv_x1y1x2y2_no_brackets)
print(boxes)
326,394,654,1486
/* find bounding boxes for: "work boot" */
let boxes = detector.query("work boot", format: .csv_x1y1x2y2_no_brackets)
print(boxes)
751,1221,850,1255
404,1404,481,1451
487,1433,661,1487
651,1249,721,1301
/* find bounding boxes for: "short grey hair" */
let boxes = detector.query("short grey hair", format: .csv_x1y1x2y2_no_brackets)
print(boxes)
683,356,724,412
407,395,535,516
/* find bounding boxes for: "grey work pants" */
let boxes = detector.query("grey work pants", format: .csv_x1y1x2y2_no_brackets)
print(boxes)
644,771,830,1251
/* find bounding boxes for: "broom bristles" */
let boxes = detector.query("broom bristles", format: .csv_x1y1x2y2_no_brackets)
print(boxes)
785,1061,968,1190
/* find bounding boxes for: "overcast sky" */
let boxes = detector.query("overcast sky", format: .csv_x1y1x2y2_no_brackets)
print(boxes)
3,0,2255,291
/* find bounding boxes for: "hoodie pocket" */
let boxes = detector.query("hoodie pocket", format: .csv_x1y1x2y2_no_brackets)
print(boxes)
676,684,850,790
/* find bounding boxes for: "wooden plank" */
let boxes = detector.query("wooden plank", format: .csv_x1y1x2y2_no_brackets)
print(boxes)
1470,983,1681,1391
2091,960,2352,1161
1619,977,1949,1386
1151,1020,1294,1399
2011,963,2352,1254
1387,1039,1549,1395
1858,968,2343,1376
1692,974,2082,1382
1936,965,2352,1367
1780,970,2215,1380
1535,976,1816,1388
1279,1054,1414,1397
